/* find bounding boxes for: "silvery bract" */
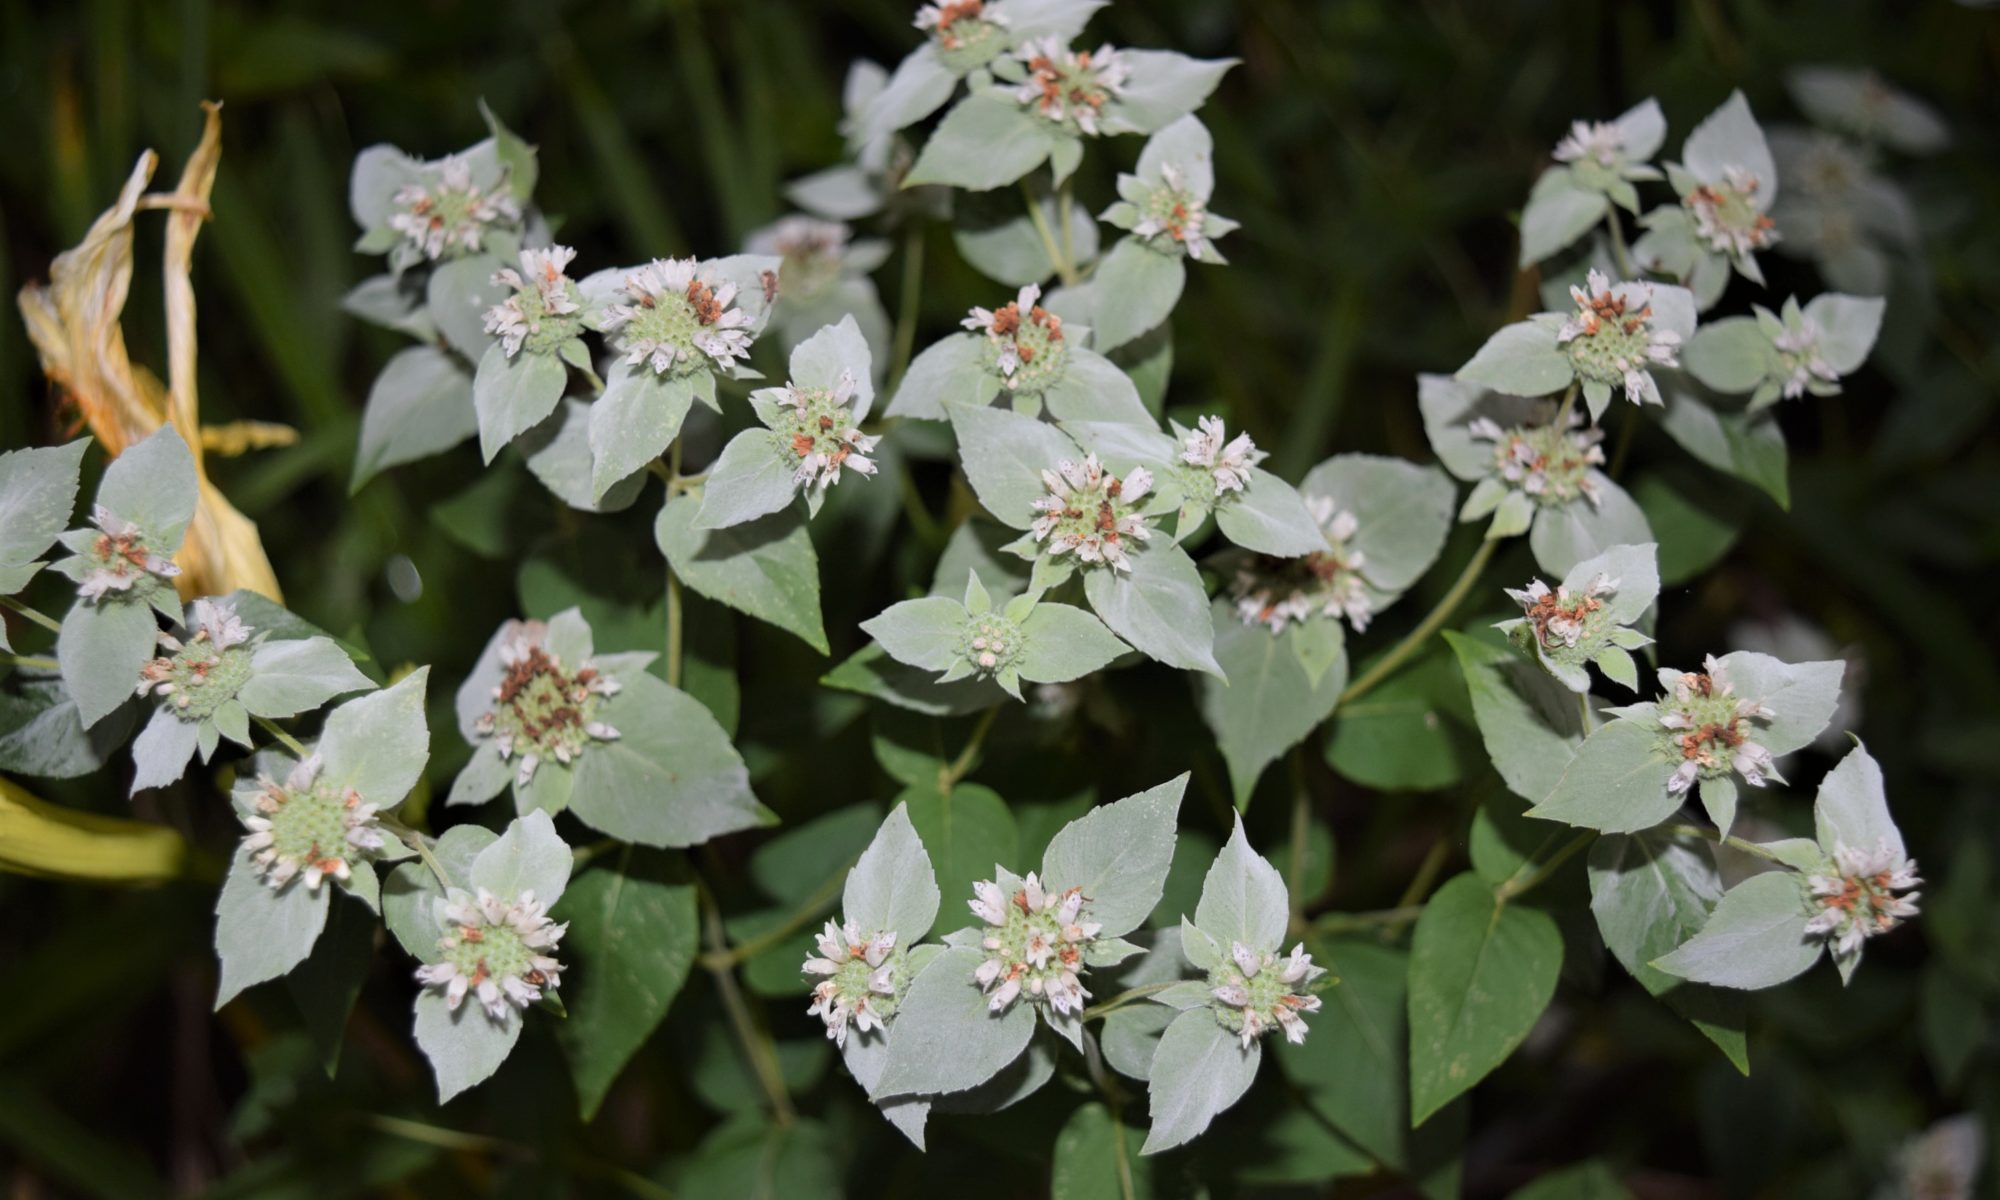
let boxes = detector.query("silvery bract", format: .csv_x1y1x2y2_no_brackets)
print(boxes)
745,216,893,364
1091,115,1238,350
1419,375,1653,577
1530,649,1844,836
1633,91,1780,310
129,595,373,795
447,607,771,847
214,671,431,1008
1457,268,1697,421
0,437,89,649
1654,743,1918,989
1140,816,1320,1154
1683,293,1885,409
1496,542,1659,693
695,316,878,528
1519,97,1666,266
50,426,199,728
860,571,1128,699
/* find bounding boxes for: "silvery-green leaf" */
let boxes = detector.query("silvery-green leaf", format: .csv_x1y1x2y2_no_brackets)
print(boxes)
130,706,200,794
1082,542,1221,678
887,334,999,420
1291,616,1345,689
1813,742,1900,859
519,398,646,514
1653,870,1820,990
822,643,1006,716
1179,916,1221,969
905,92,1056,190
1456,321,1572,398
1300,454,1456,604
1088,237,1186,353
447,741,512,809
1595,646,1639,691
789,314,875,416
656,494,827,654
947,400,1082,529
1657,386,1789,508
317,669,430,811
1699,776,1739,841
1057,418,1180,477
1712,650,1843,757
1803,293,1886,375
1528,474,1652,577
474,343,570,463
1214,470,1330,558
1040,775,1185,937
845,803,941,943
1100,1005,1175,1082
1417,373,1547,482
952,184,1101,287
1684,318,1775,394
1200,599,1347,804
1135,112,1216,197
426,254,508,362
214,844,329,1008
348,143,422,231
470,808,572,903
858,43,957,141
1040,348,1154,427
382,824,496,959
1445,630,1585,805
1194,814,1289,952
413,988,523,1103
875,944,1036,1097
57,595,159,729
1682,91,1777,205
840,1029,930,1148
1103,51,1235,136
694,431,799,531
96,425,196,549
1016,602,1127,683
0,439,88,571
788,165,882,220
569,672,770,848
0,672,135,779
861,597,968,672
478,98,538,203
1519,167,1609,267
1529,717,1679,833
238,637,372,719
1140,1007,1260,1154
207,702,242,753
352,346,477,491
589,363,711,500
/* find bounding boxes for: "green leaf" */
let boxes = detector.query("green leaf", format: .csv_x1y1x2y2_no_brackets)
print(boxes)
519,398,648,514
0,672,136,779
1041,348,1155,427
1407,872,1562,1125
569,672,770,848
589,363,709,500
1082,543,1221,677
1017,602,1129,683
860,597,966,673
555,849,698,1118
695,430,800,531
1813,742,1900,859
1717,649,1845,758
1325,647,1473,792
382,825,495,959
1653,870,1821,990
129,706,200,793
478,98,539,203
1052,1101,1155,1200
473,343,570,463
286,895,376,1076
1300,454,1457,604
57,593,159,729
352,345,476,491
1528,476,1654,578
1630,469,1741,586
1104,51,1235,135
98,425,198,547
1519,167,1608,267
412,988,522,1103
1140,1007,1261,1154
822,643,1006,716
875,944,1036,1096
470,808,573,903
1214,470,1331,558
1194,814,1289,952
1446,631,1585,804
1456,321,1571,398
1657,388,1789,509
905,91,1056,191
902,781,1018,919
0,439,87,570
1040,775,1185,938
316,669,430,812
885,334,998,420
656,493,827,654
845,803,942,943
214,845,330,1008
1684,318,1776,394
1805,293,1885,374
752,804,881,905
1528,718,1679,833
677,1114,841,1200
1275,938,1412,1168
954,184,1102,287
1199,600,1346,804
1681,91,1776,201
238,637,372,719
947,401,1082,529
1507,1160,1633,1200
426,254,508,362
1089,237,1186,353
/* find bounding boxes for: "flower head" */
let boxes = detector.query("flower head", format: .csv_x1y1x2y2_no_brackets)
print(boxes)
969,872,1100,1015
1804,840,1920,959
387,155,522,262
484,245,584,358
1181,416,1265,496
415,887,567,1024
1028,453,1154,572
1011,38,1131,137
137,598,257,718
1553,120,1628,169
1231,497,1374,633
1685,165,1779,258
1557,270,1682,407
1207,941,1325,1048
1468,411,1606,508
471,621,621,788
1771,314,1840,400
747,216,851,299
963,283,1068,393
1127,163,1220,261
802,918,905,1046
1506,572,1619,650
75,505,180,602
1655,655,1782,796
238,754,387,892
915,0,1011,69
601,258,755,377
771,370,880,494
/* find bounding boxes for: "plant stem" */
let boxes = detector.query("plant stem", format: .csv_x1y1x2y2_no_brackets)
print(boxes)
1056,175,1077,277
699,883,796,1125
1395,837,1450,912
0,596,62,634
939,705,1000,791
1607,409,1639,479
1310,905,1426,936
1080,980,1176,1023
1022,179,1079,287
1553,378,1582,429
1578,691,1595,735
700,858,853,969
380,816,452,890
665,440,685,690
0,653,58,670
1495,830,1595,903
1340,538,1498,705
1286,748,1313,931
1659,823,1797,866
1606,213,1637,278
887,221,926,392
252,714,308,759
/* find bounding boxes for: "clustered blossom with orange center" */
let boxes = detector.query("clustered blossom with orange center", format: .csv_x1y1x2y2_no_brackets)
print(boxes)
73,504,181,602
1556,270,1682,406
472,624,621,788
801,919,906,1047
914,0,1007,63
415,888,568,1024
1506,573,1618,651
968,873,1100,1015
1010,37,1131,136
1805,842,1921,958
238,754,388,892
1231,499,1373,633
1028,453,1154,572
483,245,584,359
963,283,1070,392
1685,165,1779,257
601,257,756,377
1655,655,1779,796
1208,941,1326,1048
1468,413,1606,508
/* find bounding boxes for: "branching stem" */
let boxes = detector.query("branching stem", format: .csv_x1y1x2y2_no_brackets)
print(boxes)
1340,539,1498,705
0,595,62,634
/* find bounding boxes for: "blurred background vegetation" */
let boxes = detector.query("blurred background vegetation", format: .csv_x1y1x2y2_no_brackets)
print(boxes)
2,0,1998,1196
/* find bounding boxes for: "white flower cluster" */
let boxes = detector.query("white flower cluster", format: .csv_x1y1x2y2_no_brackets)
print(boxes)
1804,841,1921,958
963,283,1068,391
473,622,621,788
137,597,255,717
1209,941,1325,1048
388,155,521,261
915,0,1007,52
1131,163,1220,261
76,505,180,601
1505,573,1617,650
1468,413,1606,508
1658,655,1779,795
1232,498,1373,633
1181,415,1264,496
1552,120,1628,168
1772,316,1840,400
483,245,583,359
802,919,899,1047
602,257,755,376
239,754,387,891
1687,165,1779,256
1011,38,1131,136
1557,270,1682,407
1029,453,1154,571
774,370,880,493
415,888,568,1024
969,873,1099,1014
